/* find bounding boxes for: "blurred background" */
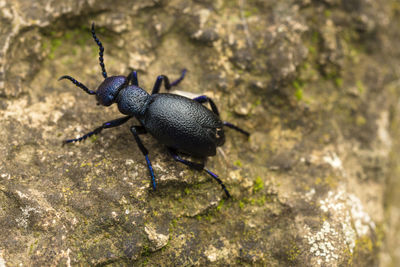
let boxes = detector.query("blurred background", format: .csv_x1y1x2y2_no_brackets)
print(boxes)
0,0,400,265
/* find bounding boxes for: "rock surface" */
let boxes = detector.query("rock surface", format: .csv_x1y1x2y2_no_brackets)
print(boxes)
0,0,400,265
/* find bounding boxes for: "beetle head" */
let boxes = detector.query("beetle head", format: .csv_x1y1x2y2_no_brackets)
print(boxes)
96,76,127,106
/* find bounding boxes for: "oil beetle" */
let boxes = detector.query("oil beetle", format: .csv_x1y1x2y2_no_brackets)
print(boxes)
59,23,249,198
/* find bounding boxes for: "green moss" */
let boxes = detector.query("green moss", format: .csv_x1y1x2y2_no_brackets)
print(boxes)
293,80,304,101
234,160,243,167
202,213,213,222
355,236,373,252
256,195,266,206
308,45,316,55
141,244,151,257
294,88,303,101
77,252,83,260
225,111,233,119
170,219,177,228
256,38,265,49
97,26,106,34
292,80,302,90
356,115,366,126
244,10,252,18
184,188,191,195
335,77,343,87
250,98,261,111
51,38,62,50
340,28,365,63
356,80,365,93
374,223,385,248
90,135,98,143
324,10,332,17
237,195,269,208
311,31,320,44
265,195,274,203
42,27,95,61
41,41,48,51
325,69,340,81
216,199,225,211
80,162,92,167
242,7,258,18
91,45,99,57
324,175,338,188
142,257,149,266
253,176,264,192
315,175,338,188
64,32,73,40
29,240,38,255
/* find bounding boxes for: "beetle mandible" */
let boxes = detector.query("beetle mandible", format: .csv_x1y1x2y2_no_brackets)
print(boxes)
59,23,249,198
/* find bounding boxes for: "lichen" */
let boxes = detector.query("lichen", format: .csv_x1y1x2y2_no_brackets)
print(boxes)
286,241,301,262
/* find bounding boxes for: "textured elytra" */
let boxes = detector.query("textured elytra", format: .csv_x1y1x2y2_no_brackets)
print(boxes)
144,93,224,157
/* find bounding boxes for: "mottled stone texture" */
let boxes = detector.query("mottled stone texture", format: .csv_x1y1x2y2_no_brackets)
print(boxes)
0,0,399,265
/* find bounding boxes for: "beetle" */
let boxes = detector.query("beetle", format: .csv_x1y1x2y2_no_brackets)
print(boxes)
59,23,249,198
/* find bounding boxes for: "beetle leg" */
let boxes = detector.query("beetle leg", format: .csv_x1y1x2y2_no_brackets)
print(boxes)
193,95,220,117
151,75,168,94
151,69,187,95
203,168,231,198
170,69,187,87
167,148,204,170
193,96,249,137
168,148,231,198
192,96,249,137
127,70,138,86
130,126,157,190
223,121,250,137
63,116,132,145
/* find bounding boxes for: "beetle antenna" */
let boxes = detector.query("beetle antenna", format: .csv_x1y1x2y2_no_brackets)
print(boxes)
91,22,107,79
58,75,96,95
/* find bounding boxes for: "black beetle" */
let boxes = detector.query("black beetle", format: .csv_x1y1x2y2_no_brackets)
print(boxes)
59,23,249,198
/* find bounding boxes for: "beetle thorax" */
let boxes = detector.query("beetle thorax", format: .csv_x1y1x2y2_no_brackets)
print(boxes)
116,85,150,117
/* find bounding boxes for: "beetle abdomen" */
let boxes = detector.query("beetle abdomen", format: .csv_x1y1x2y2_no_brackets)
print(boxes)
144,94,225,157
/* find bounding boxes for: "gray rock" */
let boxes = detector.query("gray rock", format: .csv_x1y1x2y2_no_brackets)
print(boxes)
0,0,399,266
